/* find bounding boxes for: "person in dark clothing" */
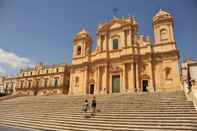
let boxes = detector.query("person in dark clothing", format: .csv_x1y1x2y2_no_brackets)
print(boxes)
91,96,96,116
187,79,192,94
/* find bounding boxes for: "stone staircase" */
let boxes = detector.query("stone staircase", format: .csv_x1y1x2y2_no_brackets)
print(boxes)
0,91,197,131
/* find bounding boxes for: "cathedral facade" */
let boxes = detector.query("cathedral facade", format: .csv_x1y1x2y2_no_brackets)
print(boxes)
69,9,181,95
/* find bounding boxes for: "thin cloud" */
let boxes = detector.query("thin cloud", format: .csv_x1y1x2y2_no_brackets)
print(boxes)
0,48,34,75
0,65,6,75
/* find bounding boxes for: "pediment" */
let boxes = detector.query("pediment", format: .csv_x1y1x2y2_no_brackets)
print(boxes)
98,19,130,32
110,23,122,30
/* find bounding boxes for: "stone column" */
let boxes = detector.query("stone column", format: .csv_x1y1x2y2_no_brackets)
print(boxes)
106,64,110,94
69,74,73,95
127,30,132,46
96,66,100,94
122,64,126,93
130,63,135,93
83,66,88,95
103,65,108,94
135,62,140,92
149,60,156,92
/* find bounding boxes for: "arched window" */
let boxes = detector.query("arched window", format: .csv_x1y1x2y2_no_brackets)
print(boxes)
77,46,81,55
160,29,168,41
112,39,119,49
165,67,172,80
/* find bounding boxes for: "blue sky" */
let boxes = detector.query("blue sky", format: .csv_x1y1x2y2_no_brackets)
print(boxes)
0,0,196,75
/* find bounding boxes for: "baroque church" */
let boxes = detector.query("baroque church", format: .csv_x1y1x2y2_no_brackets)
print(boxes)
69,9,181,95
3,9,181,96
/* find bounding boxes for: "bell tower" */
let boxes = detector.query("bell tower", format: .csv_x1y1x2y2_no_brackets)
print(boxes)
72,29,92,59
153,9,175,44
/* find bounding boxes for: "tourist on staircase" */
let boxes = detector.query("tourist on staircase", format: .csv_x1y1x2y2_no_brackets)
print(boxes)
91,96,97,116
82,99,89,118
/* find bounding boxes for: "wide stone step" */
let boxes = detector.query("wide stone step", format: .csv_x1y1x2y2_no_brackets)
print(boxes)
0,105,195,110
2,112,197,121
1,101,189,104
1,101,192,106
1,110,196,114
0,108,196,115
2,114,197,125
0,99,189,104
1,107,195,111
1,117,197,130
0,118,196,131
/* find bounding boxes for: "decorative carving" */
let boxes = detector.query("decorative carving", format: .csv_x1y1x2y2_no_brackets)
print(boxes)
110,65,122,73
141,74,150,79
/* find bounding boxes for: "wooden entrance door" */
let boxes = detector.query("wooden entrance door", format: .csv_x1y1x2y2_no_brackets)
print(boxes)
90,84,94,94
112,75,120,93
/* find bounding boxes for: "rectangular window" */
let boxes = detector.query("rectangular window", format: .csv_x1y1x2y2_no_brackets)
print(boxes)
100,35,105,50
54,77,59,87
36,79,40,87
20,81,24,88
44,79,48,87
113,39,119,49
28,80,32,88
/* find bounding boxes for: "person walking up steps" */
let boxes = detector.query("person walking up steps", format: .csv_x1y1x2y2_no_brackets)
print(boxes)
91,96,97,116
82,99,89,118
